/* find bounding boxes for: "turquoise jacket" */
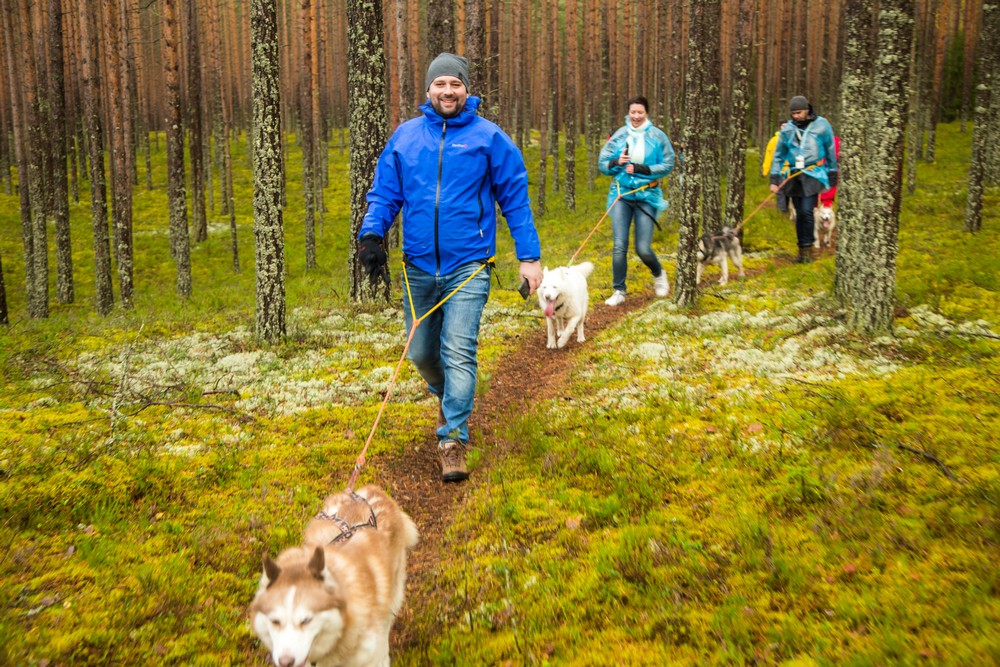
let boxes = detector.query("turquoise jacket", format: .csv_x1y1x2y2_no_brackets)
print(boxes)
769,115,838,189
598,121,675,213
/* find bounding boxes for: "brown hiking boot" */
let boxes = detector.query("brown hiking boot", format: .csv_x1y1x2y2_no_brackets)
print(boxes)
437,439,468,482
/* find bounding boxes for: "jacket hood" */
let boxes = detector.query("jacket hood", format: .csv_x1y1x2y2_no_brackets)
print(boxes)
420,95,482,126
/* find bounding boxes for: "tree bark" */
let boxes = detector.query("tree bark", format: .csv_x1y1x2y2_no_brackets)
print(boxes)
834,0,875,305
300,0,317,269
0,253,7,325
347,0,389,302
251,0,286,341
187,0,208,243
966,1,998,232
162,0,191,298
77,0,113,315
723,0,754,233
563,0,578,210
675,0,705,309
843,0,914,335
700,0,723,234
48,0,73,304
426,0,454,61
14,0,49,318
103,0,134,307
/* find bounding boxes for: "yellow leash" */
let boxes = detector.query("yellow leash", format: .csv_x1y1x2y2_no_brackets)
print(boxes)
568,182,657,265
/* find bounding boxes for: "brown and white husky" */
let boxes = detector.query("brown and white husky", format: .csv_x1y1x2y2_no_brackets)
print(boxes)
250,485,419,667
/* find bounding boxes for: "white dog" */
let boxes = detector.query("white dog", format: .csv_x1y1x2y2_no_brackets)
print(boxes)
537,261,593,349
250,486,418,667
813,204,836,249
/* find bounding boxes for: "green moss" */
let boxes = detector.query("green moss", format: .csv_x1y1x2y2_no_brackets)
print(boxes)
1,123,998,664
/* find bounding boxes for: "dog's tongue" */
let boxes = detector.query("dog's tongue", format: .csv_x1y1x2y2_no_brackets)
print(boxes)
544,300,555,317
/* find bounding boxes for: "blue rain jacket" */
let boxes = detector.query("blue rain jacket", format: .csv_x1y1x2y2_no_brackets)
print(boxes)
769,115,838,189
360,96,540,276
598,120,675,213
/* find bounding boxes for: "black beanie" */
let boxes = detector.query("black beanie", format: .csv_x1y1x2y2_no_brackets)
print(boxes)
425,53,470,91
789,96,810,112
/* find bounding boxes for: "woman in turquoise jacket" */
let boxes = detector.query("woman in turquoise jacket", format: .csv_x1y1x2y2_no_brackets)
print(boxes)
769,95,839,263
598,96,675,306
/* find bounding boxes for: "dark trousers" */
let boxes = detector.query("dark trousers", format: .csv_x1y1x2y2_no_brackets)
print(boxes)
792,193,818,248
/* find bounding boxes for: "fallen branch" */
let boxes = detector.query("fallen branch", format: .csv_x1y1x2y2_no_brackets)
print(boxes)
896,443,959,483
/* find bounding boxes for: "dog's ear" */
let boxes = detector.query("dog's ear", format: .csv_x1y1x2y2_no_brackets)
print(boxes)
262,553,281,586
308,546,326,580
543,266,549,275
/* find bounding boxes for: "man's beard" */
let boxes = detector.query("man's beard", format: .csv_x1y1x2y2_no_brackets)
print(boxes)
432,97,462,118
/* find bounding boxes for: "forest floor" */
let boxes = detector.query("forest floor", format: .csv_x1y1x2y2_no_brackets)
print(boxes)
0,124,997,665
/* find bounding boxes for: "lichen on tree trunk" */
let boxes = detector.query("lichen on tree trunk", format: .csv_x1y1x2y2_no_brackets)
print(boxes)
251,0,286,342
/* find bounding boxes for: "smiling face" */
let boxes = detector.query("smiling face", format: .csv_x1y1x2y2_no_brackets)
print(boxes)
628,103,648,128
427,76,468,118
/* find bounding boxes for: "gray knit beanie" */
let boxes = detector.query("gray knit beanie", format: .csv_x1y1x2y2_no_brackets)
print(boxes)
425,52,470,91
789,95,810,112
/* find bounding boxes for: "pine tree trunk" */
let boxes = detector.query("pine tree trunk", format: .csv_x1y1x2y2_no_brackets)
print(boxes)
723,0,753,233
966,2,998,232
0,253,7,325
15,0,49,318
2,0,31,282
347,0,389,302
834,0,875,306
187,0,207,243
700,0,723,234
251,0,286,341
537,7,550,217
675,0,705,309
103,0,134,307
845,0,913,335
77,0,114,315
162,0,191,298
48,0,73,304
300,0,317,269
426,0,454,60
393,0,413,122
563,0,578,210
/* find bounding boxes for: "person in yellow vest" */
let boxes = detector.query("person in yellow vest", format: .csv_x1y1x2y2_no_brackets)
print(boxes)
763,128,791,215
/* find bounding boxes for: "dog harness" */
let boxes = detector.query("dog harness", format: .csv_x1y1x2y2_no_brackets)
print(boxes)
314,492,378,545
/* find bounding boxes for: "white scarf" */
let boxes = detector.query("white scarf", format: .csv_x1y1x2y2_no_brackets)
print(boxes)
625,118,651,164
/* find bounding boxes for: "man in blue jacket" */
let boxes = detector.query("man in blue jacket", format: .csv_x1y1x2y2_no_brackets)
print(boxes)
358,53,543,483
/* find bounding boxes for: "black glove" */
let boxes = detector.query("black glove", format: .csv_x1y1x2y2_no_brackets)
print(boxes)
632,163,651,176
358,235,388,280
828,171,839,188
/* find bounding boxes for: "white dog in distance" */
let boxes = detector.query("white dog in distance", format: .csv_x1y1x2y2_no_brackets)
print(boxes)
537,261,594,349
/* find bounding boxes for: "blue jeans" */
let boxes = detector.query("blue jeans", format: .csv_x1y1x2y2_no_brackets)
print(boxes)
403,261,491,444
792,193,818,247
610,199,663,293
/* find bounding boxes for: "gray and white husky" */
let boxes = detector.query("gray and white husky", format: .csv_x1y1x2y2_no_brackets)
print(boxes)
696,228,745,285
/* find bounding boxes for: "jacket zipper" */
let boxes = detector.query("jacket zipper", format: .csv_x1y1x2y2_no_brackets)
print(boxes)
434,120,447,275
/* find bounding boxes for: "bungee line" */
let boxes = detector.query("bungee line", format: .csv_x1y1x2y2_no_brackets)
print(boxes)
346,258,492,492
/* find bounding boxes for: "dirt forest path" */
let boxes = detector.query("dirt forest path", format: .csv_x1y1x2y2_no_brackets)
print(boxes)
380,290,656,654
